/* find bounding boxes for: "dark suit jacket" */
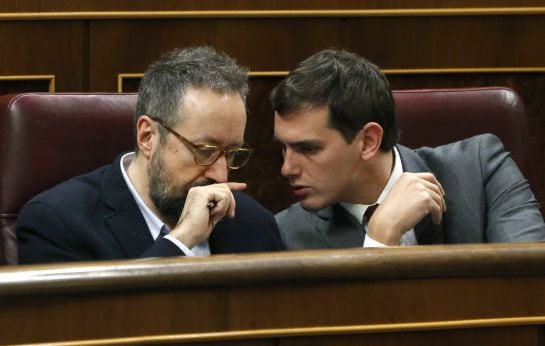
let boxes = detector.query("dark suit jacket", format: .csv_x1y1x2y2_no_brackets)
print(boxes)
276,134,545,249
17,155,284,264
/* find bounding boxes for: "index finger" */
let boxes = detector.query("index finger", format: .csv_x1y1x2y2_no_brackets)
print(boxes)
226,182,247,191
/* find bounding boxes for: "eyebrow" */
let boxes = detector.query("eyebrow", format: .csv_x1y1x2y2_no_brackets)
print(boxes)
286,139,324,148
191,136,245,148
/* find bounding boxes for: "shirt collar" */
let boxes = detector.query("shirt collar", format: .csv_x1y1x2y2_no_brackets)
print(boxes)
120,152,165,240
341,147,403,224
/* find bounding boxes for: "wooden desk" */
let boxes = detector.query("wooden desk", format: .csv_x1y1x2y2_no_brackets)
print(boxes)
1,243,545,345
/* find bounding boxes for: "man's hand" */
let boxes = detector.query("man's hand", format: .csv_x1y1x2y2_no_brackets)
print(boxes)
367,172,446,245
169,182,247,248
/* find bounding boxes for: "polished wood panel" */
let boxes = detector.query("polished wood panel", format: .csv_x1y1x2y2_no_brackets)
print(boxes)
1,244,545,344
89,15,545,90
279,327,543,346
1,0,545,12
0,21,86,92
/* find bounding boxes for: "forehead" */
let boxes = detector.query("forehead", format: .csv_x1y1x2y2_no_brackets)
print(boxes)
176,87,246,141
179,87,245,121
274,105,334,142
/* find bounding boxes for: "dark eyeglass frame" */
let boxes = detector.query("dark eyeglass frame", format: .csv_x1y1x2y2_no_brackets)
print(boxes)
148,116,253,169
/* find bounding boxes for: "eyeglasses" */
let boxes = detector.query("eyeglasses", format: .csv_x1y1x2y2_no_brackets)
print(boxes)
149,116,253,169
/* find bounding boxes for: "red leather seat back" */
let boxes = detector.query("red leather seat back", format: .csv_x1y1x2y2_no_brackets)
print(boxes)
0,93,137,264
394,87,528,173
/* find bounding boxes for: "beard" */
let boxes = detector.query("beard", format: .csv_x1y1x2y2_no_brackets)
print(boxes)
147,148,213,226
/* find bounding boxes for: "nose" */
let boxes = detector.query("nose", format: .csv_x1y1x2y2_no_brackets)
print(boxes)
204,154,229,183
280,148,301,177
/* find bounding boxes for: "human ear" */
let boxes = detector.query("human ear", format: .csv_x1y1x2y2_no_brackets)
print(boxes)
359,122,384,160
135,115,156,159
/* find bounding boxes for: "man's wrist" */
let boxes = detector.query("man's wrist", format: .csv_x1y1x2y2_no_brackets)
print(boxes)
366,221,403,246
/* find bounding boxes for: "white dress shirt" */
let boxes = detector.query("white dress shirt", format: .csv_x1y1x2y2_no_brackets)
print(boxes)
120,152,210,256
341,147,418,247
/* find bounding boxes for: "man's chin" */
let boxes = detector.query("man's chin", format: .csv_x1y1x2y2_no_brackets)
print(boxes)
299,198,327,211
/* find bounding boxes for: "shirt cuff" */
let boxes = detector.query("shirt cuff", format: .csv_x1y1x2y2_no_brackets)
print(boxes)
163,235,195,256
363,234,389,248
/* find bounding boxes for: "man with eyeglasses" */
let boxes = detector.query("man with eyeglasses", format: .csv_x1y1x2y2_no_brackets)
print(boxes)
17,46,283,264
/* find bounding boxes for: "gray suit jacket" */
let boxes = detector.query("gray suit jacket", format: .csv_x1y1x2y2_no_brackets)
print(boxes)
276,134,545,249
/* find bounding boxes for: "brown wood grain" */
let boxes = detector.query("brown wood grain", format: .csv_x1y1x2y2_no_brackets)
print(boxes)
2,243,545,344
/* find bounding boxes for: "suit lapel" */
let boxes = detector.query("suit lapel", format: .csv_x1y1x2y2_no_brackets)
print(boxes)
315,205,364,248
102,156,155,258
397,145,445,244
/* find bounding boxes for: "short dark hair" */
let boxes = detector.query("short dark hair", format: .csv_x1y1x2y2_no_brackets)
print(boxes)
271,48,399,150
135,46,249,147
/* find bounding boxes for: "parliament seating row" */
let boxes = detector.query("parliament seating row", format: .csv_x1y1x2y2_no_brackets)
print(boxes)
0,87,530,264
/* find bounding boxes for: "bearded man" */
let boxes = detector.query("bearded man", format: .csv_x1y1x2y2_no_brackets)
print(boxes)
17,46,283,264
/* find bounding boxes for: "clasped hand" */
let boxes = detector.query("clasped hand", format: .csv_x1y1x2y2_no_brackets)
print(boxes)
170,182,246,248
367,172,446,246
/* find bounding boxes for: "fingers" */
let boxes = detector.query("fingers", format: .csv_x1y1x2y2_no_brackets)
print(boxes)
227,182,247,191
205,182,245,220
358,172,448,245
171,182,245,248
414,172,445,197
429,192,444,225
226,188,237,219
412,173,446,224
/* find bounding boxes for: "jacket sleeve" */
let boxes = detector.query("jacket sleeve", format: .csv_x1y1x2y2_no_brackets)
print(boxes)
139,238,186,258
17,200,92,264
481,134,545,242
17,200,186,264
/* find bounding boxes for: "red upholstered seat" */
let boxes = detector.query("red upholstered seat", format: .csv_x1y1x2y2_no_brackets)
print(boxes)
0,87,529,264
394,87,528,173
0,93,137,265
